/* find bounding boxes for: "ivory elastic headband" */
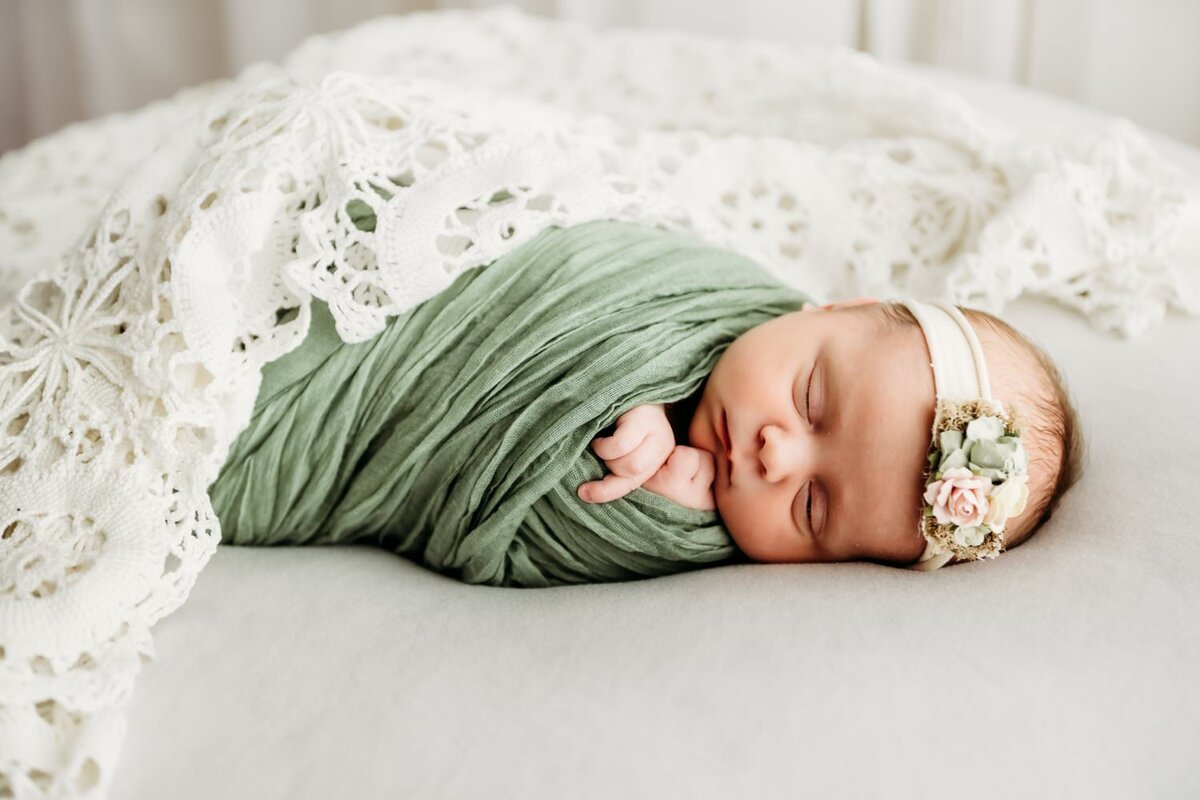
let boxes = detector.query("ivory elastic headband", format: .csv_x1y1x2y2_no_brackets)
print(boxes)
901,301,992,406
895,300,1029,572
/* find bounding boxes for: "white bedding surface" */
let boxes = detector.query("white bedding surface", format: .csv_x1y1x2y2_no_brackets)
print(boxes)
110,68,1200,799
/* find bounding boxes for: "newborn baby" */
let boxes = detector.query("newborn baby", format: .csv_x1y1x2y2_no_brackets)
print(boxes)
577,297,1084,568
212,218,1079,584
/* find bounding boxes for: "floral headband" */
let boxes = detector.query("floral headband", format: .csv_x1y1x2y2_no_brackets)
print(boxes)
897,300,1030,572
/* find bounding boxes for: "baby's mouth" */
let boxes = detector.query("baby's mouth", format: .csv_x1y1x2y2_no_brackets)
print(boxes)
716,409,733,483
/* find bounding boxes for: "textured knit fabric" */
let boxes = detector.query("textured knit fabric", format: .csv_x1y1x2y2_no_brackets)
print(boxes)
209,220,809,586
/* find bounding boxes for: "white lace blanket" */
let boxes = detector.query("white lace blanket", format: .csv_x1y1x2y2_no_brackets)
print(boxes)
1,7,1196,798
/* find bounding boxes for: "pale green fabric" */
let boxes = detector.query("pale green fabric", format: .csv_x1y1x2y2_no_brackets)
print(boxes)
209,220,809,586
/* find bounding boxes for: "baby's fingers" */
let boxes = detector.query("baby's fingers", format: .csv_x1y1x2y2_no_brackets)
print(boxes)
591,405,667,462
661,445,700,476
643,446,718,511
688,447,716,485
661,445,714,481
592,427,650,470
577,474,641,504
598,433,674,479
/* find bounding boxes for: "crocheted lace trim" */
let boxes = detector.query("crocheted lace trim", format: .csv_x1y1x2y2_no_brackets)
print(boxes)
1,7,1196,798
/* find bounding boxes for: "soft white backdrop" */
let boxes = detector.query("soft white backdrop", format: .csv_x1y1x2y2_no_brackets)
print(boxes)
2,0,1199,154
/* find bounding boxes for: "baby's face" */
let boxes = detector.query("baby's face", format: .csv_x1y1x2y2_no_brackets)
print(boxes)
687,304,935,564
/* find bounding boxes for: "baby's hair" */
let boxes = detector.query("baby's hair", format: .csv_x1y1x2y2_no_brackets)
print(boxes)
873,301,1085,551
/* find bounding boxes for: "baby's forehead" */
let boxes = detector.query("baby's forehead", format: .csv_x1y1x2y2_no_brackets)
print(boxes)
821,312,935,550
834,319,933,434
828,304,929,365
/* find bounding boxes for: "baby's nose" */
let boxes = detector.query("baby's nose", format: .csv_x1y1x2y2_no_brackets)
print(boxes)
758,424,814,483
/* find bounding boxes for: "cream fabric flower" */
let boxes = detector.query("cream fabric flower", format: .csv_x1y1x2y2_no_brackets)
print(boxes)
983,474,1030,532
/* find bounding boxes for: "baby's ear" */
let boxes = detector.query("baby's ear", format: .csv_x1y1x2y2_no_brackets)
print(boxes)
804,296,880,312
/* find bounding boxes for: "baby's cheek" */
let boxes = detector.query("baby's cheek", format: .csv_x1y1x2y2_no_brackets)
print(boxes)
712,484,791,559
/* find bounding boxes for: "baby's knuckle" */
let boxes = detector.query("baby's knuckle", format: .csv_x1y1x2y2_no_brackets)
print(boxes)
605,460,629,478
630,451,655,474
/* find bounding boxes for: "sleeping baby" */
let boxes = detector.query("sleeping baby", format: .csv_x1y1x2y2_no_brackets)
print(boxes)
578,297,1084,571
211,219,1084,583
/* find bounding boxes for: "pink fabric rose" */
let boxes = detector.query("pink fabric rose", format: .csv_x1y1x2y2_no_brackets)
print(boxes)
924,467,992,528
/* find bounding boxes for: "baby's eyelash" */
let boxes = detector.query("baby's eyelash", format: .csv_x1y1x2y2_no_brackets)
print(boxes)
804,368,814,421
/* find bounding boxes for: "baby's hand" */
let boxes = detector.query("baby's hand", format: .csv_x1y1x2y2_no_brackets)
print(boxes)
642,445,717,511
578,403,675,504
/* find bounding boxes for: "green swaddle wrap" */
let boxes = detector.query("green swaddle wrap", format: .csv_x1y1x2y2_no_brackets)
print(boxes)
209,220,810,586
